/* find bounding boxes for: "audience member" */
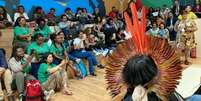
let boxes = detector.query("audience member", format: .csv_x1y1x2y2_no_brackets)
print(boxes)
33,18,52,41
166,12,178,41
147,22,159,37
38,53,72,100
0,48,14,101
9,46,35,101
0,6,12,28
26,34,50,78
33,6,45,20
13,17,31,47
14,5,29,22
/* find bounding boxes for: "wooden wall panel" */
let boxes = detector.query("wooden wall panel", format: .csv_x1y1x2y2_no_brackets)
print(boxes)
103,0,130,14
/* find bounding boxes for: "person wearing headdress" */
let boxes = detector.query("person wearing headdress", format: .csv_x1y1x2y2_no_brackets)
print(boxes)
105,3,183,101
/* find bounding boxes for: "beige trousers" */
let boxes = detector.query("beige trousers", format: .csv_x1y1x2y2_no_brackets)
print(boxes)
42,70,68,92
0,69,13,96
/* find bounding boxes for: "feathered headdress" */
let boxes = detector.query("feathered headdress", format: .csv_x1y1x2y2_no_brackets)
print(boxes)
105,3,182,101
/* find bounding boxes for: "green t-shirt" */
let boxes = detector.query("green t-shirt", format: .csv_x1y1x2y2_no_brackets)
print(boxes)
33,25,52,39
38,63,56,84
26,42,50,61
14,26,30,42
21,57,32,74
50,43,66,59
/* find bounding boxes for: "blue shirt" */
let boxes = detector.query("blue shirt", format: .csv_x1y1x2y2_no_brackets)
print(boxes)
0,48,8,68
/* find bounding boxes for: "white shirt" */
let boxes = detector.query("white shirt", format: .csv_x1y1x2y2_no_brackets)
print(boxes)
6,13,13,23
8,55,30,73
73,38,85,49
14,12,29,22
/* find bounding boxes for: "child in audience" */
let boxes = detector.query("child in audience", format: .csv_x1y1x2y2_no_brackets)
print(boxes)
158,23,169,40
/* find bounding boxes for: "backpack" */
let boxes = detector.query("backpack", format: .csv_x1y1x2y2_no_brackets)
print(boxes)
25,80,42,101
74,60,87,78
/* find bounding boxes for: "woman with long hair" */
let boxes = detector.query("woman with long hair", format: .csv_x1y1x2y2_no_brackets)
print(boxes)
37,53,72,100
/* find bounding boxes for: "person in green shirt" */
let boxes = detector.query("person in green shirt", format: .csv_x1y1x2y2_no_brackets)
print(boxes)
50,32,68,65
8,45,35,101
26,34,50,78
38,53,72,99
33,18,52,41
13,16,32,48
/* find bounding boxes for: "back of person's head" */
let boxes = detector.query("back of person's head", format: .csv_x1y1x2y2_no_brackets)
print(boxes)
123,55,158,87
122,55,160,101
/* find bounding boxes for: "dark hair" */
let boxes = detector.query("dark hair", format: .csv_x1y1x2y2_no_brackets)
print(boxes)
60,14,67,19
36,18,46,25
57,31,64,35
112,6,116,9
17,5,25,12
11,45,24,58
33,33,44,41
122,55,158,87
50,8,55,11
65,8,71,12
181,10,188,15
14,16,26,27
41,53,54,63
35,6,43,12
50,33,57,41
0,6,8,20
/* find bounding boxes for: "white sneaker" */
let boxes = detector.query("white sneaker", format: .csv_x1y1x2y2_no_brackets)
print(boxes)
44,90,55,101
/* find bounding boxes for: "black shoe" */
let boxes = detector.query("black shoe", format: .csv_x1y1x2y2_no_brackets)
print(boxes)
90,73,97,76
97,64,104,69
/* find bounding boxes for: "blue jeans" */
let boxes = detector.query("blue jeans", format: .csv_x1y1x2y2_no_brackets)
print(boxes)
187,95,201,101
70,50,98,74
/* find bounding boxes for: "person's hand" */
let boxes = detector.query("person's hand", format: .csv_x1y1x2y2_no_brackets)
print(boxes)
60,60,67,66
26,56,32,64
0,68,5,77
75,58,81,63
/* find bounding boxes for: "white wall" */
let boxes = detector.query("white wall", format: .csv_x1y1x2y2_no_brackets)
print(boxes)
195,19,201,58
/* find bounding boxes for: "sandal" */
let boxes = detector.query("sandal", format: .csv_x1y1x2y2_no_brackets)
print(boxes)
62,89,73,95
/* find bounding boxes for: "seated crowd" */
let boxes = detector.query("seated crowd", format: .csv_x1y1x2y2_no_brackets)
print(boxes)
0,0,200,100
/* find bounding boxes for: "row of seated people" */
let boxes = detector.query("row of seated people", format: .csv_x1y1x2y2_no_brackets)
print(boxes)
0,21,106,101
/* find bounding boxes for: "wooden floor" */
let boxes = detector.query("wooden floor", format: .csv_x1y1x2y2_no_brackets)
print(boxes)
1,29,201,101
